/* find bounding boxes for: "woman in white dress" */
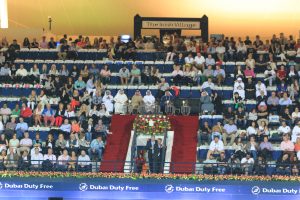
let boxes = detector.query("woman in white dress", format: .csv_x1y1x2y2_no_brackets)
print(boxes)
102,90,114,113
114,89,128,114
143,90,155,113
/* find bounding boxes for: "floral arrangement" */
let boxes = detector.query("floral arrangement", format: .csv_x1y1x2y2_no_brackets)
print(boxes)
133,115,172,135
0,171,300,182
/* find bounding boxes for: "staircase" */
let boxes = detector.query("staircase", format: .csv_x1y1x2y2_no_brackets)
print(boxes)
169,116,199,173
100,115,136,172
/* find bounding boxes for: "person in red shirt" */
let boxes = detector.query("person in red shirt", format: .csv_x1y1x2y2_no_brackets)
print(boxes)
277,65,286,82
294,137,300,152
20,103,33,126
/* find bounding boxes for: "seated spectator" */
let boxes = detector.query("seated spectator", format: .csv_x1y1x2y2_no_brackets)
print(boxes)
114,89,128,114
19,132,33,155
157,78,170,99
6,147,19,170
216,42,226,61
74,76,86,95
58,40,69,60
259,136,273,160
292,121,300,143
198,121,212,145
255,80,267,97
32,132,42,148
100,65,111,85
217,152,228,175
202,65,214,81
130,65,141,85
279,92,292,108
276,65,287,83
245,78,255,99
15,64,28,83
182,64,194,86
71,120,81,135
278,121,291,136
102,90,114,113
264,64,276,86
94,119,108,138
201,77,214,95
18,150,30,171
247,108,258,125
280,108,293,126
200,91,214,114
245,53,255,69
207,135,224,160
227,154,241,175
64,104,76,121
42,104,55,127
43,148,56,170
131,90,143,112
223,107,235,124
118,66,130,85
205,54,215,67
55,134,67,155
211,122,224,141
20,103,33,126
267,92,279,113
160,91,175,113
292,107,300,124
246,121,258,137
213,64,225,86
232,137,246,160
56,149,70,171
54,103,65,127
233,78,245,100
244,65,256,79
30,147,43,169
184,53,194,64
253,155,266,175
281,134,295,160
0,103,11,124
255,54,268,73
268,112,280,126
241,153,254,175
245,136,259,160
223,120,237,146
0,134,8,153
276,153,291,175
78,150,91,172
15,117,28,139
66,133,79,153
203,154,217,174
33,103,43,127
171,65,183,86
88,136,105,161
141,66,151,85
143,90,155,114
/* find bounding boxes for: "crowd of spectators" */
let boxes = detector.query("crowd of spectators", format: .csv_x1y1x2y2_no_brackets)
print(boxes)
0,33,300,175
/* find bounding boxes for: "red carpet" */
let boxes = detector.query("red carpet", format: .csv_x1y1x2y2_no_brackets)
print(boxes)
169,116,199,173
100,115,136,172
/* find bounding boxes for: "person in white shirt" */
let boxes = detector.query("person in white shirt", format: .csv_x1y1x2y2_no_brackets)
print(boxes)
102,90,114,113
171,65,183,85
57,149,70,170
31,147,44,168
15,64,28,77
241,153,254,175
43,148,56,164
201,77,215,95
78,150,91,172
143,90,155,113
206,136,224,159
60,119,71,133
246,121,257,136
114,89,128,114
233,77,245,99
216,42,226,61
292,121,300,143
19,132,33,154
278,121,291,135
184,53,194,64
194,52,205,69
255,80,267,97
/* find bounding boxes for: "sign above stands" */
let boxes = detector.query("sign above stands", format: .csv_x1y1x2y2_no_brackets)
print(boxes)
142,21,200,29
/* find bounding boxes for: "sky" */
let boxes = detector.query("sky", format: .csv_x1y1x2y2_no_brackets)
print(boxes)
2,0,300,40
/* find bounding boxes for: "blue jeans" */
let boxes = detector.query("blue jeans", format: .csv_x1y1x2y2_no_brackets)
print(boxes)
251,150,257,160
85,132,92,142
88,148,103,160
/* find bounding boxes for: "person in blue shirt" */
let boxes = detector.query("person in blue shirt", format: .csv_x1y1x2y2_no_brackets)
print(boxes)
88,136,105,161
15,117,28,139
160,91,175,114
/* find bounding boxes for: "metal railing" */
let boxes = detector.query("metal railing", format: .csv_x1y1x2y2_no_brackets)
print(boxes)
1,159,298,176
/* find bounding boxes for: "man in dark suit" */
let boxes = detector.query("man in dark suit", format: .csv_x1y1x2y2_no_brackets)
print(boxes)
146,135,158,173
18,150,31,171
156,138,165,173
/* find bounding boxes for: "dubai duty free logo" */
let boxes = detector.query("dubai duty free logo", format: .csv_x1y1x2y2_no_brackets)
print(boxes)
79,183,88,191
165,185,174,193
251,186,261,195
